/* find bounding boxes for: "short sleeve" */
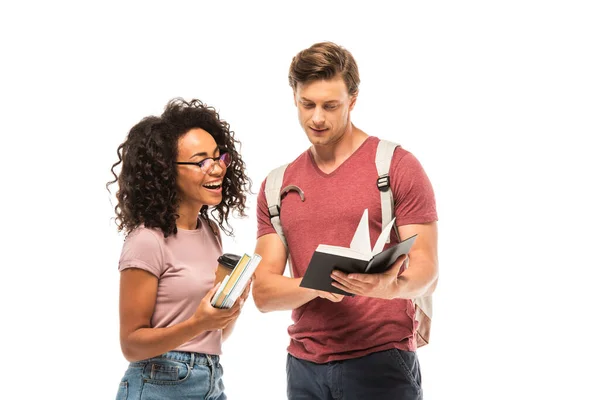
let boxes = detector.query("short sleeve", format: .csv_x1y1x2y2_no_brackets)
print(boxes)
390,150,438,226
256,178,277,239
118,228,165,277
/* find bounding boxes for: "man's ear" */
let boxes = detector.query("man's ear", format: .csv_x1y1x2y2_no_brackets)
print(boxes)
293,91,298,107
349,92,358,111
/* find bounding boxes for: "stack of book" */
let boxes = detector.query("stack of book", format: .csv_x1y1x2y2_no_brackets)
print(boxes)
211,253,261,309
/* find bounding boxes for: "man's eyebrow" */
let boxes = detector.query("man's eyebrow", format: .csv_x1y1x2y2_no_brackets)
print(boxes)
300,98,339,104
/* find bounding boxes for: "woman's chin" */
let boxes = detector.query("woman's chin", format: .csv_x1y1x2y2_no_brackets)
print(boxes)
202,195,223,207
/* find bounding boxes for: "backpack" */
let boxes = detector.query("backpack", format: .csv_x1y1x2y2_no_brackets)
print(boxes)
265,139,432,348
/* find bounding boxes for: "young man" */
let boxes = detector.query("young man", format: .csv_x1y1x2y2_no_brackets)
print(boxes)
253,42,438,400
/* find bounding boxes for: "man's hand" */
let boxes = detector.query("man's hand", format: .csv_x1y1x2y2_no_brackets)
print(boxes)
330,255,408,299
313,289,345,302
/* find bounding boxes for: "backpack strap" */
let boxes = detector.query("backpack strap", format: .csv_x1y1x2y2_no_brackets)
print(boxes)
375,139,400,243
265,163,289,249
376,139,432,347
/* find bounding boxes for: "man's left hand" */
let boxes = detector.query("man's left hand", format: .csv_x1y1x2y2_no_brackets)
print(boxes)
330,255,408,299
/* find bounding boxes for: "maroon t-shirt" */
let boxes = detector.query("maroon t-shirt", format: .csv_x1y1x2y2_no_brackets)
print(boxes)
257,136,438,363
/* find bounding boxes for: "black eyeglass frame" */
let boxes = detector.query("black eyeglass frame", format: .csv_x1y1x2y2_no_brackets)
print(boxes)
175,152,231,173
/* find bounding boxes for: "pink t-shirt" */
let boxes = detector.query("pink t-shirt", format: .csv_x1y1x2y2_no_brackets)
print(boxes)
119,217,223,355
257,136,438,363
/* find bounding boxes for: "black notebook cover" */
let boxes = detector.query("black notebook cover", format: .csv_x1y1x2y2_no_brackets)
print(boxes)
299,234,418,296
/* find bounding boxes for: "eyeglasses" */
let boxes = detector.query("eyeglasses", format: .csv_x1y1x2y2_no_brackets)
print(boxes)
175,152,232,174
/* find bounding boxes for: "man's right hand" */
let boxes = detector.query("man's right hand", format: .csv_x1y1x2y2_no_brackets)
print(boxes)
314,290,345,302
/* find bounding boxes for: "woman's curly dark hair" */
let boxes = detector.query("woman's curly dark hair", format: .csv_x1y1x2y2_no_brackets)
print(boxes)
107,98,251,237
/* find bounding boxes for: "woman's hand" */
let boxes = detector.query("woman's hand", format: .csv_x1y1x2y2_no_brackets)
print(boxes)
190,285,242,332
221,279,252,340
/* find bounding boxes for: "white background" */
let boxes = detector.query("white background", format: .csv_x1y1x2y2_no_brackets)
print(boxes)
1,1,599,399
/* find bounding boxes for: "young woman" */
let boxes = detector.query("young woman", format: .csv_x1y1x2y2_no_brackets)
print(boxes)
108,98,252,399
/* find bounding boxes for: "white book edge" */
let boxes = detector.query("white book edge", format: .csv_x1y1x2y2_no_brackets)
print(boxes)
349,209,371,255
372,217,397,255
231,254,261,297
221,254,254,303
344,209,397,259
316,244,372,261
221,254,262,308
222,256,258,308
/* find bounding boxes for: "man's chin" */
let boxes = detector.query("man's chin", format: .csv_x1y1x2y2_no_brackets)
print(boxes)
305,132,330,145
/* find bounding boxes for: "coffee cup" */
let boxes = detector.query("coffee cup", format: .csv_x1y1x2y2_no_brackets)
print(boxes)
215,253,241,285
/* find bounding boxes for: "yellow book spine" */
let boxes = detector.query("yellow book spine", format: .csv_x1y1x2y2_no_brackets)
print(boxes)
214,254,251,307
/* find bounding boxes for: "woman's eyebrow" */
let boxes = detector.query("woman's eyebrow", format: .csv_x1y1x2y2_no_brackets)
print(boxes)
190,146,219,159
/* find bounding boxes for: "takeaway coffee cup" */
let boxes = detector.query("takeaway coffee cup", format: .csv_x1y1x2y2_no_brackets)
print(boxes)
215,253,241,285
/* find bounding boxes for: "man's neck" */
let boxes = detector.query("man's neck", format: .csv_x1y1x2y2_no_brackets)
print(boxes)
311,125,369,173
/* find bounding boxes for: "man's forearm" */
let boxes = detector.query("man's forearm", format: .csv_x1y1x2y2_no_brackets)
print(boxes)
393,260,438,299
253,274,317,312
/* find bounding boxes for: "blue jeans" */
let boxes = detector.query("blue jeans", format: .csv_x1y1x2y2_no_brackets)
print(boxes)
287,349,422,400
115,351,226,400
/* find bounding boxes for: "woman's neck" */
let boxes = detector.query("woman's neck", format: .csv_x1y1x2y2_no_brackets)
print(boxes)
176,204,202,230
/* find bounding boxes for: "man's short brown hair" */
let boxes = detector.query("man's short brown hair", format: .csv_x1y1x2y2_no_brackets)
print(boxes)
288,42,360,96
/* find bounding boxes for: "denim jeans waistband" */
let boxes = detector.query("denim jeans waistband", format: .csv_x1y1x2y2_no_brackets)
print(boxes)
138,351,220,367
